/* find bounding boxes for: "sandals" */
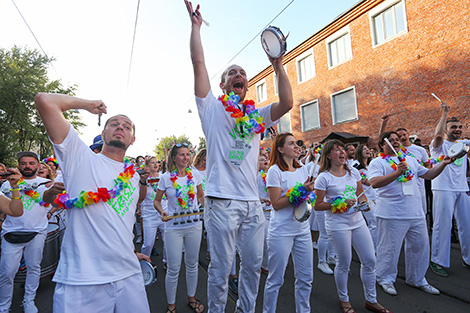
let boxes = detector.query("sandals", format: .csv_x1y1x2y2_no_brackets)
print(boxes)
188,298,204,313
166,306,176,313
365,302,393,313
340,301,356,313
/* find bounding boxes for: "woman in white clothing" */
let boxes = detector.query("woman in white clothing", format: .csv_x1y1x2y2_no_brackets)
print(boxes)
314,139,391,313
263,133,315,313
154,143,205,313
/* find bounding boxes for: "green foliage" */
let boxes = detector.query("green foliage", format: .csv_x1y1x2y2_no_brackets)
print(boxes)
0,46,83,166
153,135,192,160
197,137,206,150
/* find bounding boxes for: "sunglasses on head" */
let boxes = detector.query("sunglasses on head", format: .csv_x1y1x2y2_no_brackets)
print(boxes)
175,143,189,148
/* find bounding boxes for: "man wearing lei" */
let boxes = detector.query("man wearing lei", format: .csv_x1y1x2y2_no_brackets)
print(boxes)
368,131,453,297
185,1,293,312
35,93,151,312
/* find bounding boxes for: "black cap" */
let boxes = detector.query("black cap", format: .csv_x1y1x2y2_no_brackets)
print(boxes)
16,151,39,162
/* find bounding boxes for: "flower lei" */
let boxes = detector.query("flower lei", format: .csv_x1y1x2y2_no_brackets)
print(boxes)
379,152,414,182
313,145,323,156
17,178,50,207
219,92,265,138
170,167,195,210
285,183,310,208
259,170,267,192
53,158,135,209
309,192,317,207
330,196,348,214
400,146,444,167
359,170,367,180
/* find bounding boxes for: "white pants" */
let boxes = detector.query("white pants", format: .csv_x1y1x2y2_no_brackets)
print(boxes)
431,190,470,267
315,211,335,263
327,222,377,303
263,233,313,313
0,232,46,310
309,209,318,231
376,218,429,287
141,212,166,263
361,209,378,252
164,224,202,304
206,198,265,313
419,185,427,216
261,213,270,270
53,273,150,313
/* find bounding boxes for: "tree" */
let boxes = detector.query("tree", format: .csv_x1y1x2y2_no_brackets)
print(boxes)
153,135,192,160
0,46,83,165
197,137,206,150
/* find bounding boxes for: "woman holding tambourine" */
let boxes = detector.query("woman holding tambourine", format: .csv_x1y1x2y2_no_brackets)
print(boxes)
154,143,205,313
314,139,391,313
263,133,315,313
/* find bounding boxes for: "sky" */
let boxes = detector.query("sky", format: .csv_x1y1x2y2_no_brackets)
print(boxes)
1,0,359,157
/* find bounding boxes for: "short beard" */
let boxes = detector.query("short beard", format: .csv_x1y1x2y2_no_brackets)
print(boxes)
19,168,37,178
447,132,460,141
107,139,127,149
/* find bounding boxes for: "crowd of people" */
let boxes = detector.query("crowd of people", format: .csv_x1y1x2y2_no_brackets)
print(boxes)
0,1,469,313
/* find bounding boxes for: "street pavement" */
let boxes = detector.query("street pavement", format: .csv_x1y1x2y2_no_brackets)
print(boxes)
9,236,470,313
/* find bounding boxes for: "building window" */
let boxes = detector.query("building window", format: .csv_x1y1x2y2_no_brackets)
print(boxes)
370,0,407,46
273,65,287,95
296,49,315,83
278,113,292,133
300,100,320,132
326,26,352,68
331,87,358,124
256,79,267,103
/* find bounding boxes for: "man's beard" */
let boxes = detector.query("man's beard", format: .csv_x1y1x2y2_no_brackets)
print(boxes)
19,167,37,178
107,139,127,149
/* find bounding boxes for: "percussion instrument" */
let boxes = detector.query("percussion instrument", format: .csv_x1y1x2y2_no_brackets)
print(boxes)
261,26,288,59
353,200,376,212
448,142,469,159
294,200,312,222
431,93,444,104
170,209,204,225
140,260,157,286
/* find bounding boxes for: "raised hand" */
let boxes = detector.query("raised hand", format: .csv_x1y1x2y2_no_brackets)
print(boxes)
184,0,203,27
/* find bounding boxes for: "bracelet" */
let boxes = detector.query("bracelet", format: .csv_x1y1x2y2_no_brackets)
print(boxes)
139,180,148,186
330,196,348,214
10,188,20,191
285,183,309,208
11,195,22,200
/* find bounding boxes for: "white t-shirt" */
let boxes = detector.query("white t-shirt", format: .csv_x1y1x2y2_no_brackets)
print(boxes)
430,139,470,192
357,167,376,201
157,171,202,230
52,125,141,285
266,164,311,236
404,144,429,188
314,167,364,231
1,177,50,235
195,90,278,201
191,167,207,193
257,170,273,215
140,178,164,220
369,156,428,219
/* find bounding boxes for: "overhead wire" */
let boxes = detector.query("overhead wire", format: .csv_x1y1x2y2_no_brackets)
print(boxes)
127,0,141,92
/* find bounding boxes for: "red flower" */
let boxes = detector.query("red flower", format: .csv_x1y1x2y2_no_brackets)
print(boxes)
97,188,111,202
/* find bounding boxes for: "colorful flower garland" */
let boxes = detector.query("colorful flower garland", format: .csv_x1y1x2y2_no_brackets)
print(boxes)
43,157,58,166
170,167,195,210
53,158,135,209
285,182,309,208
359,170,367,180
379,152,414,182
17,178,50,207
259,170,267,192
219,92,265,138
309,192,317,207
400,146,444,167
330,196,348,214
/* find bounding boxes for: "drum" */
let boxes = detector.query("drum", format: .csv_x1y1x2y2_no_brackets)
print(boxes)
448,142,469,159
140,260,157,286
353,200,376,212
294,200,312,222
14,222,61,283
261,26,288,59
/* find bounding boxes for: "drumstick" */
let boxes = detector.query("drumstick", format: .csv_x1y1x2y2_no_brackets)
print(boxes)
387,109,405,117
310,154,321,178
384,138,399,156
356,186,372,200
164,211,204,220
431,93,443,103
192,12,210,26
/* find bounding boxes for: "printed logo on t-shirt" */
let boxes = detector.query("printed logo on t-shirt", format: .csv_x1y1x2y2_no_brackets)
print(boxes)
343,185,356,200
109,181,137,217
454,157,463,167
22,195,36,211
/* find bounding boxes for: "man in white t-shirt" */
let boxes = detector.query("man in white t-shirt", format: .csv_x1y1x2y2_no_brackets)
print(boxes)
345,144,359,168
369,132,452,297
35,93,151,312
0,151,51,313
429,103,470,277
185,2,293,312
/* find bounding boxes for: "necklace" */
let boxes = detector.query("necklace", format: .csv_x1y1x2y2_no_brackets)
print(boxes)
259,170,267,192
400,145,444,167
379,152,414,182
219,92,265,139
170,167,195,210
54,158,135,209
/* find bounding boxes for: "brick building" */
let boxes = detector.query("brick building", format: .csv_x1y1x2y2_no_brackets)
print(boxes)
247,0,470,149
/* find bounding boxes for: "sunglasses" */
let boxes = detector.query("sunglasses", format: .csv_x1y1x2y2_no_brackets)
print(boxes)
175,143,189,148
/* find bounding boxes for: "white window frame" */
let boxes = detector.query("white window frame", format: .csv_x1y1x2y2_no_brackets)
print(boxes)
255,79,267,103
300,100,321,132
325,25,353,69
296,48,315,84
369,0,408,48
278,112,292,134
330,86,358,125
273,65,287,95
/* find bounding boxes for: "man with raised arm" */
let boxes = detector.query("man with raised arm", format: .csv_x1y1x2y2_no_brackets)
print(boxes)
35,93,150,312
184,1,293,312
429,103,470,277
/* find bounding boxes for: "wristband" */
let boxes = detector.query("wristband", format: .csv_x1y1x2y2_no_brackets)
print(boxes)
11,195,22,200
139,180,148,186
10,188,20,191
285,183,309,208
330,196,348,214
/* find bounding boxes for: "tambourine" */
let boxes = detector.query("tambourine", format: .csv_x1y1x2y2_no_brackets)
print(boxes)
353,200,376,212
448,142,469,159
294,200,312,222
140,260,157,286
261,26,288,59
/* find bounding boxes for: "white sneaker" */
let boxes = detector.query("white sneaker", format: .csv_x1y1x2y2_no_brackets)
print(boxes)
22,300,38,313
317,262,333,275
327,257,336,266
135,236,142,244
312,242,318,250
419,284,440,295
381,283,398,296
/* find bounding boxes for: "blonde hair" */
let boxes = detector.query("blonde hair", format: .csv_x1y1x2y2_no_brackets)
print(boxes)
192,149,207,168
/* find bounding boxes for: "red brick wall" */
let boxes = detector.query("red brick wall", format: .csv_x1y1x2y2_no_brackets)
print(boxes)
248,0,470,149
